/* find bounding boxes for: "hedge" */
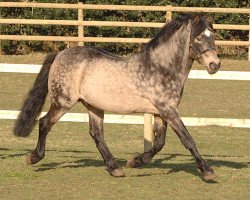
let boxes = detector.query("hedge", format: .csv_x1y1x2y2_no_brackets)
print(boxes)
0,0,249,59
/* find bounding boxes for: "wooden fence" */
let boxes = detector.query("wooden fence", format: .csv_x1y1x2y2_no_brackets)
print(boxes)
0,2,250,151
0,2,250,58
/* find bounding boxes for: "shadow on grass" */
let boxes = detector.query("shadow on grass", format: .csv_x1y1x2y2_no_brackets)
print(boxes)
34,159,102,172
32,152,249,183
0,147,28,159
0,148,92,160
34,158,127,172
0,148,10,151
138,153,249,183
2,147,248,182
152,153,249,170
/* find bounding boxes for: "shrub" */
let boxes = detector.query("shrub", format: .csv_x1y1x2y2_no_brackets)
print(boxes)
0,0,249,59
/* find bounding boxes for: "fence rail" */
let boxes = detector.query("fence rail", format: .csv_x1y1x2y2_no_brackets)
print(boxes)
1,63,250,80
0,2,250,58
1,35,249,46
0,18,250,30
0,2,250,13
1,110,250,128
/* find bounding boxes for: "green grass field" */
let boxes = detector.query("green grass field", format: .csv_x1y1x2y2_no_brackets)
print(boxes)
0,54,250,199
0,121,249,200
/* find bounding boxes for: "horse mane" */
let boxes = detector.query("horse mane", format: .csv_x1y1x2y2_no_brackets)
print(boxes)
143,13,214,51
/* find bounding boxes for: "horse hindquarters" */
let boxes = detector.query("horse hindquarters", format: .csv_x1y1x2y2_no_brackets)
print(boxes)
27,53,85,165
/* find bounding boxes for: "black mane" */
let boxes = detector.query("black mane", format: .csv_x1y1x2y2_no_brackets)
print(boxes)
144,13,213,50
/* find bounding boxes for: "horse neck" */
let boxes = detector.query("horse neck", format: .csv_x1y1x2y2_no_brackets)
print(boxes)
142,25,194,82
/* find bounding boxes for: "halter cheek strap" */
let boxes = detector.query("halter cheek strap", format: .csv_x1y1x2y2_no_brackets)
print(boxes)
189,43,216,61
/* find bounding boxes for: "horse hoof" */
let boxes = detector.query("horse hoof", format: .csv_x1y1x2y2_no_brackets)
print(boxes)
202,171,217,181
110,168,125,177
26,154,34,165
26,153,43,165
126,158,136,168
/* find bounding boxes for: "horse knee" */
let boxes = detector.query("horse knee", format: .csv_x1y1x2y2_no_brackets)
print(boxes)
89,130,102,144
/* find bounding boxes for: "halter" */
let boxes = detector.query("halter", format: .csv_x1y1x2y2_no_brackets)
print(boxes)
189,43,216,60
189,27,216,61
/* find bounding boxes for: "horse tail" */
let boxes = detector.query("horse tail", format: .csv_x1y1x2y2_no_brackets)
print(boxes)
13,52,57,137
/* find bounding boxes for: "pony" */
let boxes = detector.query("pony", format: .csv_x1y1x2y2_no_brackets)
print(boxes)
14,13,220,180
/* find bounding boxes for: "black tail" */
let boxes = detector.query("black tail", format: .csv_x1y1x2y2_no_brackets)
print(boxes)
13,53,57,137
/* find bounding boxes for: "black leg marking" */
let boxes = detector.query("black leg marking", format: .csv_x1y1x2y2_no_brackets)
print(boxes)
127,114,167,168
88,107,125,177
27,104,68,165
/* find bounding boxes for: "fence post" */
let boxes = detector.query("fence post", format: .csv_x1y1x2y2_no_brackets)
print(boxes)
78,2,84,46
144,114,154,152
165,5,172,22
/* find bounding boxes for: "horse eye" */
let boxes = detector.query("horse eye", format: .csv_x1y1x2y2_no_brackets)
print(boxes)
196,36,202,42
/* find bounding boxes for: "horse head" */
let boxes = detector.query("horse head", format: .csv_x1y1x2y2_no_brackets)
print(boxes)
189,14,221,74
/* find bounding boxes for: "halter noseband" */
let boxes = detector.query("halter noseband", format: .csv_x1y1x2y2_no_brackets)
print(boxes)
189,43,216,60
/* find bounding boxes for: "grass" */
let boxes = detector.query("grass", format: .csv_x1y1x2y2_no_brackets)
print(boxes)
0,120,249,200
0,54,250,199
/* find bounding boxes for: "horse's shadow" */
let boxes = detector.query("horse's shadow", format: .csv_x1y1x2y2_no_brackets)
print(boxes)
2,147,248,179
0,147,27,159
0,148,92,160
150,153,248,170
139,153,249,183
33,151,249,182
34,158,107,172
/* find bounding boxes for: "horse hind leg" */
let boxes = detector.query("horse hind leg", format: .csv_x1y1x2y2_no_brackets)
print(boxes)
26,103,69,165
127,114,167,168
88,106,125,177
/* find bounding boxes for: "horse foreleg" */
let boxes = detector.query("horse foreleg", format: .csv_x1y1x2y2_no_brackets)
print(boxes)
26,104,68,165
127,114,167,168
161,107,216,181
88,107,125,177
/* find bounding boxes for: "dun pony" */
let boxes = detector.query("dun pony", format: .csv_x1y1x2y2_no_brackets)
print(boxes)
14,14,220,181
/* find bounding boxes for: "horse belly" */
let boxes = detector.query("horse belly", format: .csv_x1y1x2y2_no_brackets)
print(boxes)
80,67,158,114
82,91,158,114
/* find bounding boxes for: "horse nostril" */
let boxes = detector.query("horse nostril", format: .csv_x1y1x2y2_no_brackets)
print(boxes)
209,62,220,71
217,62,221,68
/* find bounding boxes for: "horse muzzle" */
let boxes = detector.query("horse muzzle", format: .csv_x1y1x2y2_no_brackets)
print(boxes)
207,62,221,74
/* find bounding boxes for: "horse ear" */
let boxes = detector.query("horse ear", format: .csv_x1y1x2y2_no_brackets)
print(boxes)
206,15,214,23
193,14,201,23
